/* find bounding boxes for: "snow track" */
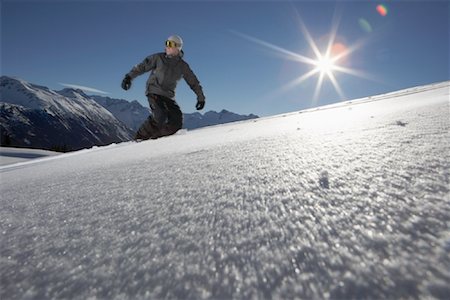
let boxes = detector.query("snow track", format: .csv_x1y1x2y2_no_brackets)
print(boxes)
1,82,449,299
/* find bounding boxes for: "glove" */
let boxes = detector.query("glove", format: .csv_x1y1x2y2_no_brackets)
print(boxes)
196,96,205,110
121,75,132,91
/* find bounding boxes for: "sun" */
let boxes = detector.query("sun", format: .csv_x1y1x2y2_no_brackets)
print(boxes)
232,9,370,106
314,42,348,77
315,54,335,76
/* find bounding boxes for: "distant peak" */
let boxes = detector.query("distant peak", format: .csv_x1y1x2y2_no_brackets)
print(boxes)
0,76,54,95
0,76,29,87
58,88,89,98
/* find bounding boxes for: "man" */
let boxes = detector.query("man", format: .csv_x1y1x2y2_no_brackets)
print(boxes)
121,35,206,140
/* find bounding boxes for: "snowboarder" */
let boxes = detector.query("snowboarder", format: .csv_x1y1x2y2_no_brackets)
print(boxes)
121,35,206,140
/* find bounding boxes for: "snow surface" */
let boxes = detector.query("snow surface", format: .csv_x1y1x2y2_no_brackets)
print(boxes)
0,147,61,166
1,82,449,299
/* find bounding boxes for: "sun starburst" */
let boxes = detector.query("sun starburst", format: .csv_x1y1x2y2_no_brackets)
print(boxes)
231,8,372,107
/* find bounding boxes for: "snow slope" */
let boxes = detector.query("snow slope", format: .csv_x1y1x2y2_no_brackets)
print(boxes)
1,82,449,299
0,147,60,166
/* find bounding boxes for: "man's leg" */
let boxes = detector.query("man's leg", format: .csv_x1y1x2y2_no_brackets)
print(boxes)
149,94,168,128
159,96,183,137
134,95,167,140
134,117,159,140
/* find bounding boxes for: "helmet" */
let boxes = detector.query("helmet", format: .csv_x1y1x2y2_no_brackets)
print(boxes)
166,35,183,50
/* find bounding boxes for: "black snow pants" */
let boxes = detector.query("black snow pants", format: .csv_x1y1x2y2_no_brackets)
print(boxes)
135,94,183,140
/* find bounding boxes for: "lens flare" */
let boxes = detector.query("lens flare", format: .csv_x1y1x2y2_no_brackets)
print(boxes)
331,43,347,59
358,18,373,33
376,4,388,17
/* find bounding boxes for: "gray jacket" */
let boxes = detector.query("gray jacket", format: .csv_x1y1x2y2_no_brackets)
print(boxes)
127,52,205,101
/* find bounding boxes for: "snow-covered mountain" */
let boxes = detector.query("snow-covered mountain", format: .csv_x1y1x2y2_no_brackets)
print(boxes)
90,95,150,132
1,81,449,299
0,76,132,151
183,109,259,130
0,76,258,151
91,95,259,131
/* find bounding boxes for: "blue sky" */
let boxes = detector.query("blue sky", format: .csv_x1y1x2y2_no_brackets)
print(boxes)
2,0,449,117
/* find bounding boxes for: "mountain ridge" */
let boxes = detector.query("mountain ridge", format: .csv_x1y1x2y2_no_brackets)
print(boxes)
0,76,132,151
90,95,259,131
0,76,258,151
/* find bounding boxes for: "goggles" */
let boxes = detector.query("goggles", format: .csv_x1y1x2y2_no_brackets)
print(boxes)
165,40,180,48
